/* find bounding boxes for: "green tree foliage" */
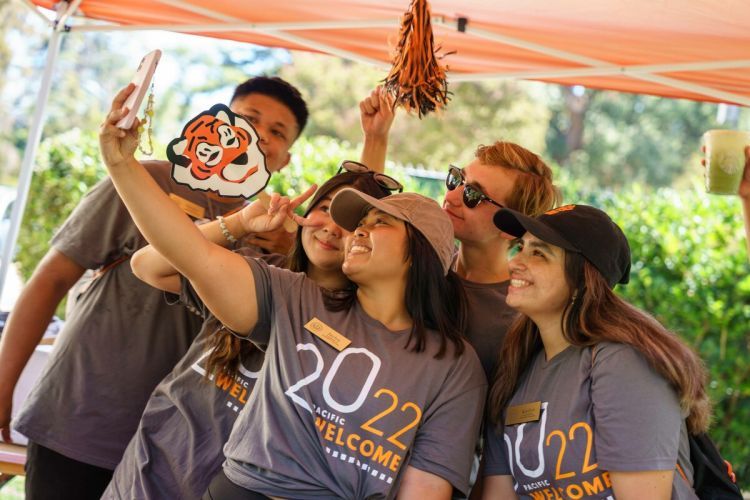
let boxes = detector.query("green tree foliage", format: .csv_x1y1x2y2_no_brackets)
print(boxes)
15,129,105,281
546,87,734,189
0,0,30,183
149,43,285,144
279,53,549,170
265,135,419,202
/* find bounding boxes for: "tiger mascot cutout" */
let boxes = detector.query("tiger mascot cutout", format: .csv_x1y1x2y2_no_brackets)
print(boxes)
167,104,269,198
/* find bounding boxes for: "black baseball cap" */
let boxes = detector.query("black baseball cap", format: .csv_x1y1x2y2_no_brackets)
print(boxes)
493,204,631,288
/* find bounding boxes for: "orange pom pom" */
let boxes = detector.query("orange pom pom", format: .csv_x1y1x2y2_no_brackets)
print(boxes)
383,0,451,118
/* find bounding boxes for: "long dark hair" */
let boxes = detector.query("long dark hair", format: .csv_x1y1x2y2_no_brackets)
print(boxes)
327,224,467,359
489,253,711,434
205,170,394,379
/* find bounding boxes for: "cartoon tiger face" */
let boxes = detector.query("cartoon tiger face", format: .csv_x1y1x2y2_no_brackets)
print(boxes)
168,104,270,198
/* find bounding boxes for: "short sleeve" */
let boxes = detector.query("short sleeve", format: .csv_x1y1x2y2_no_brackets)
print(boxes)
483,422,512,476
591,343,682,471
51,175,143,270
242,257,276,347
165,247,278,318
162,275,209,319
407,349,487,496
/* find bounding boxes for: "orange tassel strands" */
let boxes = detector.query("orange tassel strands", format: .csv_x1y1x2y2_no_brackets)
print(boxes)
384,0,450,118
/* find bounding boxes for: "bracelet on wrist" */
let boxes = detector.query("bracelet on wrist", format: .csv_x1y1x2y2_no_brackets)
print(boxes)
216,215,238,245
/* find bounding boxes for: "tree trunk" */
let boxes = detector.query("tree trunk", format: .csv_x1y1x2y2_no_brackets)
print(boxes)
560,86,590,163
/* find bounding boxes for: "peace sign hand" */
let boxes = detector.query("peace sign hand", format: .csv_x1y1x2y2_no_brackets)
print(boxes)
238,185,321,235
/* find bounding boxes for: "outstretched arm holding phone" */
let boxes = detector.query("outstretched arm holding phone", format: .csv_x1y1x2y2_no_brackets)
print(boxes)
100,84,304,333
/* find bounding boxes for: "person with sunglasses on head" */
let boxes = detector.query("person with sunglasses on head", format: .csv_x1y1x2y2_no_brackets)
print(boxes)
99,87,486,499
241,84,395,257
102,165,398,500
482,204,710,499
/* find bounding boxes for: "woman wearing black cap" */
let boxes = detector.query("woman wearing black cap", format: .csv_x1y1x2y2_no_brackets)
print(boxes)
482,204,710,499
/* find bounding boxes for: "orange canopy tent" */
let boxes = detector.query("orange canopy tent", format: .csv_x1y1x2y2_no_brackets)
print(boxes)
3,0,750,290
23,0,750,105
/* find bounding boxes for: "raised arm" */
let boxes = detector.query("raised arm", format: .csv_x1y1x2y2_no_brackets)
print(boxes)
359,86,395,173
100,85,290,333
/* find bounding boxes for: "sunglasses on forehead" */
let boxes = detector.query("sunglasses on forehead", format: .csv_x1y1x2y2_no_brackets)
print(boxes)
445,165,504,209
336,160,404,193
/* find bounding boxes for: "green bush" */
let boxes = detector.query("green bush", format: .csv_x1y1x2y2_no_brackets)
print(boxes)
266,135,420,199
15,129,106,281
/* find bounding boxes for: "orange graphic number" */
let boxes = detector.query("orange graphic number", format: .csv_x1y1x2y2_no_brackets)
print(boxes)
546,430,576,480
569,422,598,473
360,388,423,451
360,388,398,437
387,402,422,451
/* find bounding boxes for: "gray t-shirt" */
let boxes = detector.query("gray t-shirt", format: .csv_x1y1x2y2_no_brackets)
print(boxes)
461,278,516,381
14,161,245,469
484,342,697,499
222,259,488,499
103,276,266,500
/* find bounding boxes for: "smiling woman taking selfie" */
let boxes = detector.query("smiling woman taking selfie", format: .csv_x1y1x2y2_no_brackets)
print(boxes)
482,205,710,500
101,165,398,500
99,85,486,499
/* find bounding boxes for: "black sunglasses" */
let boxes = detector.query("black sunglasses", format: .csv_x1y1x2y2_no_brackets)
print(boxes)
445,165,504,209
336,160,404,193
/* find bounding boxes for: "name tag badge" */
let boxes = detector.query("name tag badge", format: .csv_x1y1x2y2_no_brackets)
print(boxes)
305,317,351,352
169,193,206,219
505,401,542,426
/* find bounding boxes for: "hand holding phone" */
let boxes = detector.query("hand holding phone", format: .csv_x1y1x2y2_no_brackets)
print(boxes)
116,49,161,129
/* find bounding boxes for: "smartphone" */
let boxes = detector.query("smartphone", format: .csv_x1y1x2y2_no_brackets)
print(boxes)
116,49,162,129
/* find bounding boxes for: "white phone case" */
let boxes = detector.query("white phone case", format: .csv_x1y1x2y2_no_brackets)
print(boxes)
116,49,162,129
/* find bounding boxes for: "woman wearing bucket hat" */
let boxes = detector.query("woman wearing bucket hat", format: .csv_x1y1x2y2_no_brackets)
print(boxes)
99,100,486,498
481,204,710,499
204,188,485,499
101,165,401,500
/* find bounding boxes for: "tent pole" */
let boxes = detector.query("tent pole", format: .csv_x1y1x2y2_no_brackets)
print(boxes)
0,2,71,297
14,0,55,26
